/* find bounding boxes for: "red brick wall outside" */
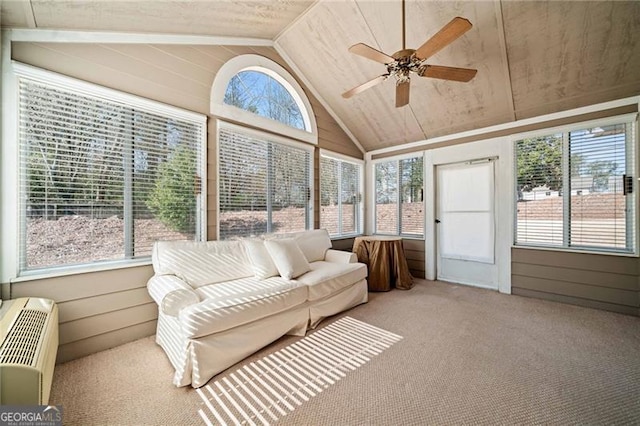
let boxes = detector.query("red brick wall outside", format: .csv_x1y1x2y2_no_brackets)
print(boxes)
517,193,625,220
376,203,424,235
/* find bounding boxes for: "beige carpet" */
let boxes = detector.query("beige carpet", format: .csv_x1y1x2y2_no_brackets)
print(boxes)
50,280,640,425
196,316,404,425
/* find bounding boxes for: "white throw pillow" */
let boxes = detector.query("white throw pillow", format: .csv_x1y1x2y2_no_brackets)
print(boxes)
243,239,279,280
264,238,311,280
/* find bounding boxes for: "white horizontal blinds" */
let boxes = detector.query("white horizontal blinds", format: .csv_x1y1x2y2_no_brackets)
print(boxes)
399,156,424,237
270,142,310,233
218,127,310,239
320,156,339,235
375,161,398,234
19,78,202,271
515,120,635,253
218,129,269,239
515,133,564,246
131,113,201,255
319,154,361,237
341,161,360,235
568,123,632,251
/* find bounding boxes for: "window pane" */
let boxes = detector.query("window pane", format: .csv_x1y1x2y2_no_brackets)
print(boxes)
569,124,632,250
400,157,424,236
19,79,202,271
320,155,362,237
516,122,635,253
515,133,564,246
218,130,269,239
341,161,360,235
271,143,310,233
134,116,200,255
224,70,305,130
218,127,310,239
320,157,339,235
375,161,398,233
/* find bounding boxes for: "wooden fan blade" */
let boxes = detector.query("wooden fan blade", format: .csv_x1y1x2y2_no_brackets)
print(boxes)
342,75,387,99
396,80,410,107
348,43,395,64
414,17,472,61
419,65,477,82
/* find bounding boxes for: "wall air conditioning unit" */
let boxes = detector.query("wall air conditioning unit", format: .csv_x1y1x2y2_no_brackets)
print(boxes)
0,298,58,405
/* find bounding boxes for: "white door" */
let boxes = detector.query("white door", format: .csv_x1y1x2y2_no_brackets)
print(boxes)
436,159,498,289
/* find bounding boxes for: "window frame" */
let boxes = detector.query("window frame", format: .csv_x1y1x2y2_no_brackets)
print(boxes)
210,54,318,145
512,113,638,256
216,120,314,239
7,62,207,279
319,149,365,239
371,152,425,239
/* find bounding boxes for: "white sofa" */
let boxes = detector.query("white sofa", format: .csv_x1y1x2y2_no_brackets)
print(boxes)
147,229,368,388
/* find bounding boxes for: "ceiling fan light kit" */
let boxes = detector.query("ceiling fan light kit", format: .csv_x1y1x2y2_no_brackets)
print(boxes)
342,0,478,108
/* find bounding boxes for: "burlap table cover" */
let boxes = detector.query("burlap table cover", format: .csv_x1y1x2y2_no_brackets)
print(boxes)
353,236,414,292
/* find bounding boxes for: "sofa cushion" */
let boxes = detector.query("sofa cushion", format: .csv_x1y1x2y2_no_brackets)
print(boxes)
264,238,311,280
269,229,332,263
153,240,253,287
180,277,307,338
243,239,279,280
293,229,332,262
296,261,368,301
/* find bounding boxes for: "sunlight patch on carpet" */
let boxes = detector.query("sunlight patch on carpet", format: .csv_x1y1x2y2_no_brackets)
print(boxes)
197,316,403,425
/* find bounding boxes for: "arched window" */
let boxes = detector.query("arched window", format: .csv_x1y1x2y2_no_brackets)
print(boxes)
225,70,305,130
211,54,317,145
212,55,316,240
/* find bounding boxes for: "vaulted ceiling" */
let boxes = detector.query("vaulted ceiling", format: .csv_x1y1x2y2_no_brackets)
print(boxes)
2,0,640,152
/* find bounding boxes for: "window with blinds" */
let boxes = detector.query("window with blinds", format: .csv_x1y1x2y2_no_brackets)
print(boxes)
515,119,635,253
375,155,424,237
18,75,205,272
320,153,362,237
218,126,311,240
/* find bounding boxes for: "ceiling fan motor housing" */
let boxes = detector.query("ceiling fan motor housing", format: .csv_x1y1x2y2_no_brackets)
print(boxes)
388,49,425,82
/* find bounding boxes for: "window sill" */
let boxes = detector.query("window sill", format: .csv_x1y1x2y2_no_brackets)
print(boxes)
373,233,425,241
511,244,638,258
330,234,362,241
11,258,153,283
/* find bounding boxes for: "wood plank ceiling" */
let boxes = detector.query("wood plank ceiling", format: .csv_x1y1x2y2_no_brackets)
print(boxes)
2,0,640,152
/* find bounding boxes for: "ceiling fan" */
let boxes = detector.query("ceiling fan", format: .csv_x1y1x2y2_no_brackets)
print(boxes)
342,0,478,108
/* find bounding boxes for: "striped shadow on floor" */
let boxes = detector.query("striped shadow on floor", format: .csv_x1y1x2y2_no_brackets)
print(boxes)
197,316,403,426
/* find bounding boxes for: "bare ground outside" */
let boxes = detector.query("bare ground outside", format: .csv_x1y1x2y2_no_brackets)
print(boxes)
25,194,626,268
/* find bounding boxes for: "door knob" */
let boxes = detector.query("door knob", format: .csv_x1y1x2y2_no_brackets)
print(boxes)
435,219,441,223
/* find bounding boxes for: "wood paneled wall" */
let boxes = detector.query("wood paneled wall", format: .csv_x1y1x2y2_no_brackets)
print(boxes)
10,266,156,363
512,248,639,316
331,237,356,252
8,41,363,362
403,239,426,279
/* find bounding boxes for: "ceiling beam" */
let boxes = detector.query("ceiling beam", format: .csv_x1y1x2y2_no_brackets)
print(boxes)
23,0,37,28
495,0,516,122
7,29,274,46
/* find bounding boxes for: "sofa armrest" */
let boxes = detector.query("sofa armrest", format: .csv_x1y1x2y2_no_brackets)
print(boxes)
324,249,358,264
147,275,200,317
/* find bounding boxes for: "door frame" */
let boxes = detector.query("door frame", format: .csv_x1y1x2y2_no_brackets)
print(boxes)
435,159,498,289
424,136,514,294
